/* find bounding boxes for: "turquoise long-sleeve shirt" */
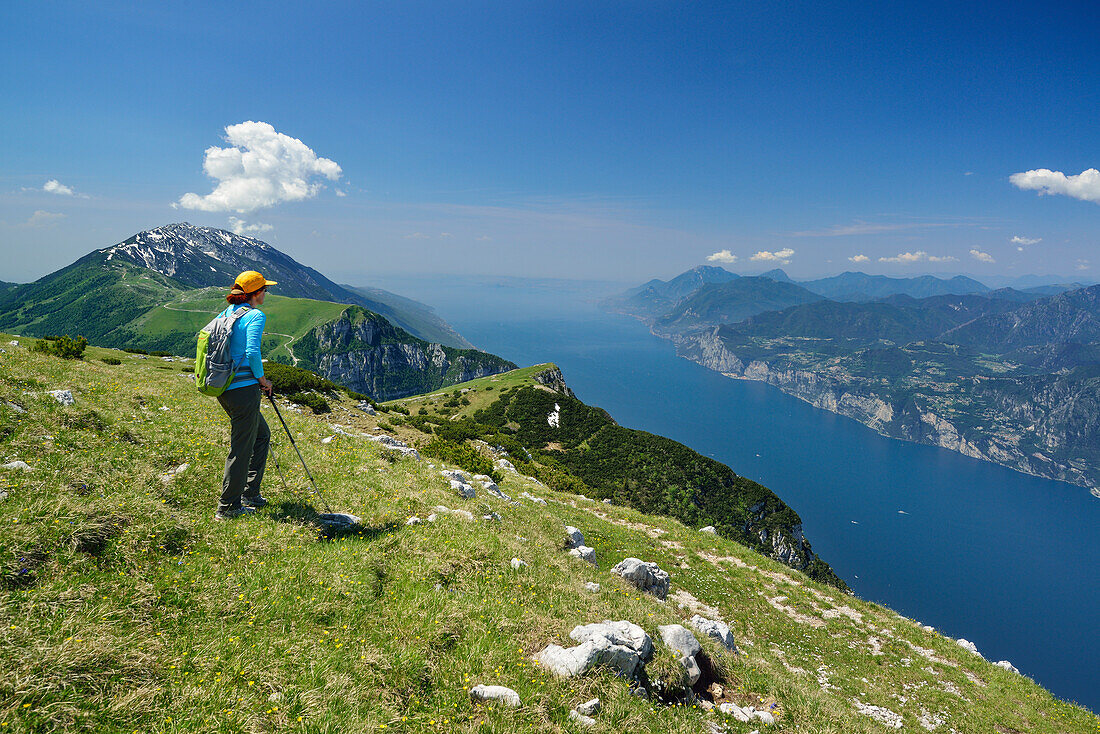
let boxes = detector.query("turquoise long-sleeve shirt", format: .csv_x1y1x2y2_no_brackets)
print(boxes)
220,304,266,390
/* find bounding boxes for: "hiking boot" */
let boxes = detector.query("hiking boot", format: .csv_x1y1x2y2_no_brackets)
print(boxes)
242,494,268,509
213,506,256,521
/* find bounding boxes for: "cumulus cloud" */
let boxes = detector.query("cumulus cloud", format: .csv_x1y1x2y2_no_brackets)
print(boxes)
23,210,66,227
1077,259,1091,271
879,251,926,263
177,121,342,213
848,254,870,263
1011,235,1041,246
335,189,347,197
228,217,274,236
878,251,957,264
969,249,995,263
43,179,75,196
706,249,738,264
750,248,794,264
1009,167,1100,204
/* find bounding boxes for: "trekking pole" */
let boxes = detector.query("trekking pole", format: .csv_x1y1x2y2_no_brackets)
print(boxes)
268,432,293,496
266,393,333,514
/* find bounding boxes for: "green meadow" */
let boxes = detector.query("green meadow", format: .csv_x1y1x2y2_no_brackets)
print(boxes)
1,338,1096,733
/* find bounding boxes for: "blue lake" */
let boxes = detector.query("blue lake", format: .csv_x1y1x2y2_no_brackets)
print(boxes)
372,275,1100,712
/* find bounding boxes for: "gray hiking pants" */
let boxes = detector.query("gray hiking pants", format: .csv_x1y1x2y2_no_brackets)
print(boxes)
216,384,270,511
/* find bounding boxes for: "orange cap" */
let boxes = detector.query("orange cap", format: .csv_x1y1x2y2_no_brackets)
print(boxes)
233,270,277,293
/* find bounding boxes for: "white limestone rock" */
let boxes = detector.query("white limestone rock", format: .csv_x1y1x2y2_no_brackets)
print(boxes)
440,469,468,483
956,638,981,657
852,700,903,728
426,513,439,523
564,526,585,548
584,582,601,593
568,710,596,727
510,557,527,570
321,435,336,444
4,401,26,414
49,389,75,406
718,703,774,725
452,509,475,521
718,703,753,722
658,624,702,659
658,624,703,686
535,621,653,679
611,557,671,600
520,491,547,506
690,615,738,653
494,458,518,473
356,401,377,415
699,525,718,535
469,684,521,708
405,516,421,525
570,620,654,661
576,698,600,716
450,479,476,499
569,546,597,566
994,660,1020,674
159,463,189,483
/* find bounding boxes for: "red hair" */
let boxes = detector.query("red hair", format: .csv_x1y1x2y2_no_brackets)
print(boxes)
226,284,248,304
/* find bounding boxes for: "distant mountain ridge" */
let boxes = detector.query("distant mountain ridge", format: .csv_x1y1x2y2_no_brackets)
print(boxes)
799,272,990,302
653,277,824,331
81,223,471,348
605,265,1100,495
0,224,512,400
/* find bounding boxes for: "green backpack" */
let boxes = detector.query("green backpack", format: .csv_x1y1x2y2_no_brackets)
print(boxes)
194,306,252,396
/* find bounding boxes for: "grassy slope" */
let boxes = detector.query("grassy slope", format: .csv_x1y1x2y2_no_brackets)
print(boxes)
131,289,349,363
1,340,1096,733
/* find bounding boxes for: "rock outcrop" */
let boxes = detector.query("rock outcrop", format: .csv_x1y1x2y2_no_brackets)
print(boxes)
611,558,670,600
296,306,515,401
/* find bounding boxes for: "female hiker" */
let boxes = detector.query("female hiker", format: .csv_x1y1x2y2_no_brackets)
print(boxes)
214,270,277,521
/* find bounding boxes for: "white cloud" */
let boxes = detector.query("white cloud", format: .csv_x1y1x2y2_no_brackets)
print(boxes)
23,210,66,227
750,248,794,264
403,232,430,239
848,254,870,263
1077,259,1090,271
964,171,974,176
879,251,927,263
878,251,958,264
439,232,453,238
228,217,274,235
1010,235,1041,246
335,189,347,197
1009,167,1100,204
969,248,995,263
706,249,738,264
43,179,74,196
177,121,342,214
476,235,492,241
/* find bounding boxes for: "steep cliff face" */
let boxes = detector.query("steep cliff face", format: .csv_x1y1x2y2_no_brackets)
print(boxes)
677,329,1100,495
294,306,516,400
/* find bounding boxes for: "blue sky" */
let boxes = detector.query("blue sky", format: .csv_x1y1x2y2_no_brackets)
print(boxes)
2,1,1098,284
